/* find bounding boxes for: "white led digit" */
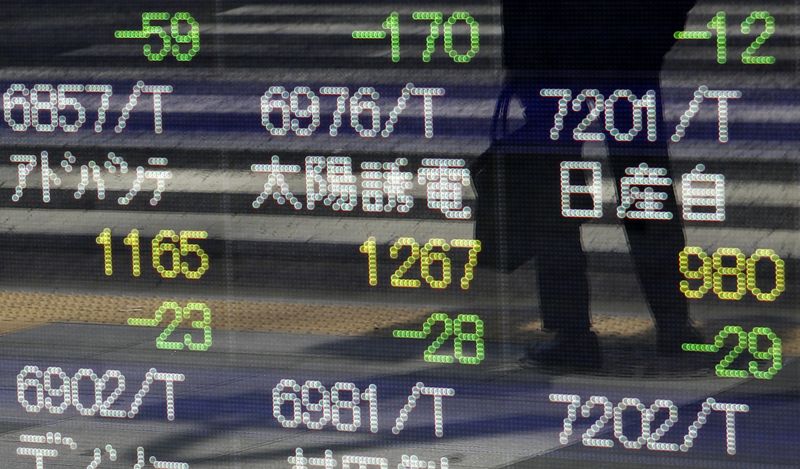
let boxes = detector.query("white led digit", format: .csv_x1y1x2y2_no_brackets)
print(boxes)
301,380,331,430
273,379,303,428
331,382,361,432
43,367,70,414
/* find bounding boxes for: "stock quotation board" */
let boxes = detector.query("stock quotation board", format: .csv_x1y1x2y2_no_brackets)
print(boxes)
0,1,797,468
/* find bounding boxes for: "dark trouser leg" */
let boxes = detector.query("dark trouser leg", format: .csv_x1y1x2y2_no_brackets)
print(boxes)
536,223,591,333
606,83,690,333
521,142,592,333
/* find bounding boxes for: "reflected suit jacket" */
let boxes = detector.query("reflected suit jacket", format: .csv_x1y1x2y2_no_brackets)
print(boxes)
474,1,697,271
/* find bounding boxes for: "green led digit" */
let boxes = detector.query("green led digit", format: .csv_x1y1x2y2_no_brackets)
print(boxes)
141,12,172,61
453,314,484,365
715,325,749,378
741,11,776,64
128,301,212,351
116,12,199,62
183,303,212,351
423,313,454,363
748,327,782,379
128,301,184,350
412,12,443,62
394,312,485,365
170,12,200,61
707,11,727,64
684,325,782,379
443,12,479,63
382,12,401,63
157,302,185,350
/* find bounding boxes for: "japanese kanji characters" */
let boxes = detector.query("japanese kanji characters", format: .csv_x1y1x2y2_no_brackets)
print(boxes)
306,156,358,211
560,161,726,222
361,158,414,213
617,163,674,220
560,161,603,218
251,156,473,219
417,158,471,219
682,164,726,222
251,155,303,209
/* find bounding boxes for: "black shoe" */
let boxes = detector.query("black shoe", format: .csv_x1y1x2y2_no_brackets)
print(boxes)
657,322,704,356
522,330,602,369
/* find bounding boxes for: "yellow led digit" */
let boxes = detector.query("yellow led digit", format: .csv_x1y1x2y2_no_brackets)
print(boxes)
712,248,747,300
123,229,141,277
452,239,481,289
420,238,451,289
96,228,113,276
679,247,712,299
360,237,378,286
390,237,421,288
179,230,209,280
746,249,785,301
152,230,181,278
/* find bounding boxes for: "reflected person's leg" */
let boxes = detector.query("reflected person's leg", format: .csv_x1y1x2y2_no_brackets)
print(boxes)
527,153,591,334
513,96,599,366
606,80,696,350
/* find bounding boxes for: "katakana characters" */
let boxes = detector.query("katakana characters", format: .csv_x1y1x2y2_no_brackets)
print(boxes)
16,433,189,469
133,446,189,469
116,157,172,206
10,151,171,206
17,432,78,469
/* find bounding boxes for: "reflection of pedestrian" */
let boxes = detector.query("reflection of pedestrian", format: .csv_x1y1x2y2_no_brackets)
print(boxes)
474,1,701,368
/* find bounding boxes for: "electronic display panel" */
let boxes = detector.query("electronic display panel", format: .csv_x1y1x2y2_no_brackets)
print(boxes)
0,1,797,467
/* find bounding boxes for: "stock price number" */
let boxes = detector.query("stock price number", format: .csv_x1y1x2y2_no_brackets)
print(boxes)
360,237,480,290
679,247,785,301
96,228,209,279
